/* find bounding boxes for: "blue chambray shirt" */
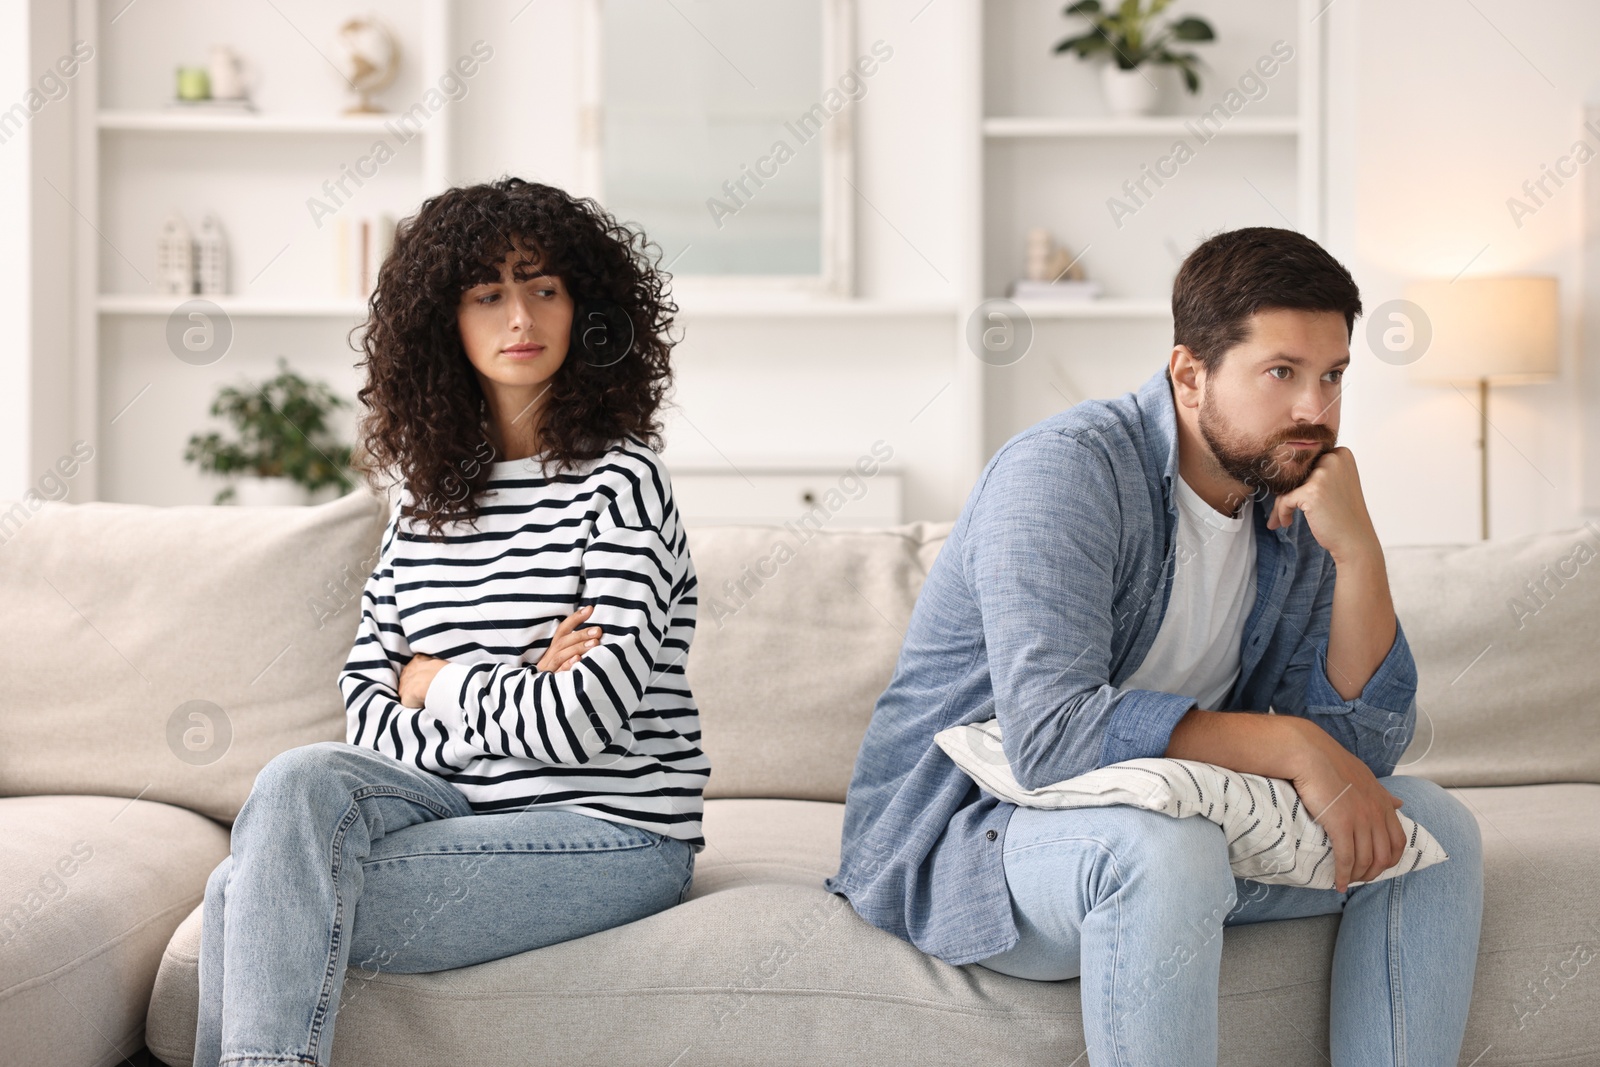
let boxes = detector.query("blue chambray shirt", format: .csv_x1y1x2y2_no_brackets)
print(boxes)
823,364,1419,967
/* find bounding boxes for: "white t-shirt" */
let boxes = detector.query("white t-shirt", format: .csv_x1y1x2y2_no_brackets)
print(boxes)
1119,472,1257,711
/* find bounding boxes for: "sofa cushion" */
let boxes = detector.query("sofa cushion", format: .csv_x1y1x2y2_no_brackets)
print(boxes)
0,488,390,823
0,795,230,1067
684,521,951,802
144,786,1600,1066
1448,782,1600,1065
1385,524,1600,786
684,516,1600,800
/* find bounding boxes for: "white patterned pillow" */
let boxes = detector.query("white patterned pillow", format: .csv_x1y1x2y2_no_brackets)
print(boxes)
934,718,1448,889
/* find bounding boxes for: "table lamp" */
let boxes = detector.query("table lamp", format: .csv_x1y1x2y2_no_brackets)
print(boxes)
1403,275,1558,540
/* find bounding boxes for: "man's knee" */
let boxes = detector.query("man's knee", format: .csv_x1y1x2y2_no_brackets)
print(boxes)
1096,808,1236,911
1381,774,1483,869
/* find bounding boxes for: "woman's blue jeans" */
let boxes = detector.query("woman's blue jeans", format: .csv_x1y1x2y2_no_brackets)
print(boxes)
972,773,1483,1067
194,740,695,1067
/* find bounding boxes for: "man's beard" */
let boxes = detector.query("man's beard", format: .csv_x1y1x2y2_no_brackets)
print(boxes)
1196,385,1336,500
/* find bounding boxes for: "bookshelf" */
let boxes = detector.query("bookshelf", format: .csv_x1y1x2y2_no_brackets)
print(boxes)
950,0,1326,488
72,0,453,502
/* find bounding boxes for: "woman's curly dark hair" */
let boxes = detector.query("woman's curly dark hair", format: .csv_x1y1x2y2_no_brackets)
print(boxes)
351,177,678,540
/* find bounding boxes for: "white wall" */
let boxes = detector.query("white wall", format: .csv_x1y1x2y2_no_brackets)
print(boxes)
1327,0,1600,543
12,0,1600,538
0,0,78,504
0,0,33,500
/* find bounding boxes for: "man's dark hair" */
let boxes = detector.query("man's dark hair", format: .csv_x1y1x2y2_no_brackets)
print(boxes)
1167,226,1362,381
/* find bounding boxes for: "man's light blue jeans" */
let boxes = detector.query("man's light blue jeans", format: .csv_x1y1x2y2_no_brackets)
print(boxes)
972,773,1483,1067
194,740,695,1067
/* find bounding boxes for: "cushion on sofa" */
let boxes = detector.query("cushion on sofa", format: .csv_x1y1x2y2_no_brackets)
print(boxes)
0,488,390,824
684,521,950,802
686,516,1600,802
0,795,230,1067
144,785,1600,1067
932,724,1447,888
1384,523,1600,786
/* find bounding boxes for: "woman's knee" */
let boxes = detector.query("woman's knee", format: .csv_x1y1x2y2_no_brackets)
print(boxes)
203,853,233,904
236,741,358,822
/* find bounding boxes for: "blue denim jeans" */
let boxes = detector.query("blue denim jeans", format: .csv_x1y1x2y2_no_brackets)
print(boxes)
194,740,695,1067
972,774,1483,1067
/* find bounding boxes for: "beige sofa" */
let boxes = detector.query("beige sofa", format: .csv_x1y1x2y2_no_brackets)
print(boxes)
1,487,1597,1067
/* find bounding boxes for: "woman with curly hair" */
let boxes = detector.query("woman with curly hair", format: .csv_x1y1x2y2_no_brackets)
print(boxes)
192,177,708,1067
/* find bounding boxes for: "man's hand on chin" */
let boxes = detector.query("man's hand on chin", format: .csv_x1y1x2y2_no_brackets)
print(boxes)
1266,446,1382,565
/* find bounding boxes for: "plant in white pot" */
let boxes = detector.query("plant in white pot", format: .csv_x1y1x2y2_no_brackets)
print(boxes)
1054,0,1216,118
184,356,356,505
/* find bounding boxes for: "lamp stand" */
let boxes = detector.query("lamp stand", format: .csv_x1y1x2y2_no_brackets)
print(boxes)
1479,377,1489,541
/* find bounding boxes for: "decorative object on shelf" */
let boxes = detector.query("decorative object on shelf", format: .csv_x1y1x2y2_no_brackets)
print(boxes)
1054,0,1216,118
184,356,355,506
196,214,229,296
334,212,397,298
1027,227,1086,282
1008,228,1101,301
335,16,399,115
170,48,257,110
175,65,210,102
158,213,195,295
207,44,256,107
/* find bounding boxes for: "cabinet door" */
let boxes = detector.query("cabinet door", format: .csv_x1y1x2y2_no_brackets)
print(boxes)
671,470,902,528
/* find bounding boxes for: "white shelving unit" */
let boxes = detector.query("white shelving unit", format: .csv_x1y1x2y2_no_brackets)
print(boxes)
950,0,1326,487
60,0,1324,517
670,296,957,319
72,0,453,502
982,114,1302,138
64,0,953,514
96,111,400,135
96,294,372,317
1010,298,1173,319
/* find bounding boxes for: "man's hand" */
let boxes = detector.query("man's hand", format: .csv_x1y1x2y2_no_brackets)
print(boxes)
1265,446,1380,566
1284,716,1407,892
398,653,449,709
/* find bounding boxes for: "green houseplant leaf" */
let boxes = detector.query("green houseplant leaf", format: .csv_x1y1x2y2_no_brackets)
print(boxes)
1053,0,1215,94
184,355,356,505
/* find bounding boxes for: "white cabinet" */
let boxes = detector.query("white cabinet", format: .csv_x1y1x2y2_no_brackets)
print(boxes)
672,468,903,529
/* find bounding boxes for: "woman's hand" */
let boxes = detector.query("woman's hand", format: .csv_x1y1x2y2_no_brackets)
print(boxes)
398,653,448,709
397,606,600,709
536,604,602,672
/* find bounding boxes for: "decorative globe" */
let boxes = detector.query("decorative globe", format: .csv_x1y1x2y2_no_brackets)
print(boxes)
335,15,399,115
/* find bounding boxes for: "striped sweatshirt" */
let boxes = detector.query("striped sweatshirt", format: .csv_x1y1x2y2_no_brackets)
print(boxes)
338,435,709,850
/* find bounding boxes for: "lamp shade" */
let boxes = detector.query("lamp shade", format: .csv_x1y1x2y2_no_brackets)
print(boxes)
1403,275,1559,384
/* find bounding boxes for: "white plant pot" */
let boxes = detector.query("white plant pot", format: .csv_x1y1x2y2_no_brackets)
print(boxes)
230,475,307,506
1101,64,1161,117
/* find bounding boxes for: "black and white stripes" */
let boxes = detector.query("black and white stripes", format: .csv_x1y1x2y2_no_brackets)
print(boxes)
338,436,709,850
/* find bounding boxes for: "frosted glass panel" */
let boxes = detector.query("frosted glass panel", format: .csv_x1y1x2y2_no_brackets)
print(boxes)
601,0,823,275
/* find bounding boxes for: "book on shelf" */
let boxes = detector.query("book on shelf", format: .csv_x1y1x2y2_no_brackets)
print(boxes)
334,213,397,300
1006,279,1103,301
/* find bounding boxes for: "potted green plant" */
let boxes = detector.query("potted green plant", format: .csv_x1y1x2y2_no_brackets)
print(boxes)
184,356,356,505
1054,0,1216,117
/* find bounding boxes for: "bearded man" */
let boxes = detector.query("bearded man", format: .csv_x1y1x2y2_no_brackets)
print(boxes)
824,226,1483,1067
